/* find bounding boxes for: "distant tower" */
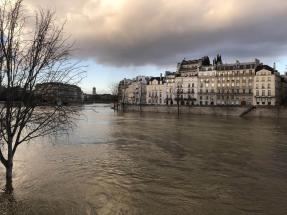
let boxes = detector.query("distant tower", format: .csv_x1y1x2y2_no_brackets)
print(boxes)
273,62,276,70
92,87,96,95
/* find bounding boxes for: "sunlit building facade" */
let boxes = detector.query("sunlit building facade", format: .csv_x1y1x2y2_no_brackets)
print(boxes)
253,65,287,106
215,59,260,105
118,56,287,107
146,76,165,105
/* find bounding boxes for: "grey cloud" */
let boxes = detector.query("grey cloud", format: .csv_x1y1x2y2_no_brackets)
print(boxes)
25,0,287,67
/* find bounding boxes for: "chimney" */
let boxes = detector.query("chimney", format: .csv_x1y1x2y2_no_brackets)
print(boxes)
273,62,276,70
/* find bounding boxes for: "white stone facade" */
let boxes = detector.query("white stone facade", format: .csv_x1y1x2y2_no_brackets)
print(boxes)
146,77,165,105
253,66,283,106
119,57,287,107
198,67,217,105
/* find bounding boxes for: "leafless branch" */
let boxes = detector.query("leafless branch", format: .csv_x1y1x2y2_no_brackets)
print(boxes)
0,0,84,188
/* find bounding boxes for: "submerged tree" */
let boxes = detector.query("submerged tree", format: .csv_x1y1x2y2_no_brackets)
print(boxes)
109,83,119,110
0,0,84,192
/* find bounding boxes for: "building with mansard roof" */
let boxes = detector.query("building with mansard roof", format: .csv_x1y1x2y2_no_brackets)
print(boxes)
118,55,287,107
215,59,261,105
146,75,165,105
253,65,287,106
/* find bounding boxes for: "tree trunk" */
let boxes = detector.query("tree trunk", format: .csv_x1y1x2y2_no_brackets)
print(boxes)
4,136,14,193
5,158,13,193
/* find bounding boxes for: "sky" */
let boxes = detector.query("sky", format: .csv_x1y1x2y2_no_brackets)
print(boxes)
23,0,287,93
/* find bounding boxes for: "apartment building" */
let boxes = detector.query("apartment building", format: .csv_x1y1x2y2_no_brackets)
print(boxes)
118,56,287,107
146,76,165,105
253,65,286,106
198,66,217,105
216,59,260,105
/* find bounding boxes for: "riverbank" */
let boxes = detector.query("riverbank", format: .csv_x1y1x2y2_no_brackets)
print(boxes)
119,105,287,118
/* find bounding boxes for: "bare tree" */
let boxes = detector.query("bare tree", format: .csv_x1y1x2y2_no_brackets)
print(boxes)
0,0,84,192
118,80,128,111
109,83,119,110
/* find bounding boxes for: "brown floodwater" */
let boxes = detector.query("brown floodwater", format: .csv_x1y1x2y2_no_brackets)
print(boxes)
1,104,287,215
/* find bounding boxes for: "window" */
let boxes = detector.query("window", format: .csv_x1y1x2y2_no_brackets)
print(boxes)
268,77,271,81
268,90,271,96
262,90,265,96
256,90,259,96
268,83,271,89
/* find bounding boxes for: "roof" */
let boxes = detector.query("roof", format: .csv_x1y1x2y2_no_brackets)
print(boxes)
35,82,82,91
216,62,259,71
255,65,276,74
148,77,165,84
150,77,161,82
181,59,202,65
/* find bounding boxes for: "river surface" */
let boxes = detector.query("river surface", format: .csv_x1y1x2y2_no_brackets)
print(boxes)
1,104,287,215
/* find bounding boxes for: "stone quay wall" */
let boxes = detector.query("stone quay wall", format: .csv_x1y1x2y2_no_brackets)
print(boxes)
245,106,287,118
119,105,287,118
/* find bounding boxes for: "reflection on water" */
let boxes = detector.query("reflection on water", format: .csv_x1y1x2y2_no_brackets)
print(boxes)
1,104,287,214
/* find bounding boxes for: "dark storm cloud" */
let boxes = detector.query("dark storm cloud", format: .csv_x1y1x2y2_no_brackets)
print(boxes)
25,0,287,66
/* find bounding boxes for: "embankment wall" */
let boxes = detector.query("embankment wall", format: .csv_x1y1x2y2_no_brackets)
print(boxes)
119,105,287,118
